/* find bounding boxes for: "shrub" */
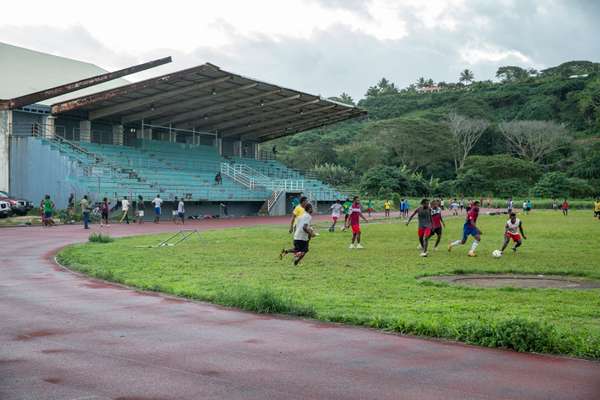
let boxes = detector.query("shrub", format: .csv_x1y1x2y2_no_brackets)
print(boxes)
88,233,114,243
214,286,316,318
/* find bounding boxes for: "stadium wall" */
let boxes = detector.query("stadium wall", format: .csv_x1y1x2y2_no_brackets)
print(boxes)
0,110,11,192
9,136,84,208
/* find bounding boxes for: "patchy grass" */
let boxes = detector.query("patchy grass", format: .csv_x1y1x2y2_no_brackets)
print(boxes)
58,211,600,359
88,232,114,243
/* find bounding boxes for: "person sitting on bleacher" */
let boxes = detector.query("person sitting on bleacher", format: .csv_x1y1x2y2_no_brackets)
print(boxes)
215,172,222,185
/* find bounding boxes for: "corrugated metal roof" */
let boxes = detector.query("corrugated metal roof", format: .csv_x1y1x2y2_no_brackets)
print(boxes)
0,42,130,105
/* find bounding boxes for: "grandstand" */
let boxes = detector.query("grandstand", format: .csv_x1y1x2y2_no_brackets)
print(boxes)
0,42,365,216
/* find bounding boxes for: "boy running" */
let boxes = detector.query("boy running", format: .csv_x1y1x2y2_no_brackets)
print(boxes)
41,195,55,227
280,203,315,266
384,199,392,217
448,200,482,257
329,199,343,232
500,212,527,254
347,196,368,249
430,199,446,250
119,196,130,224
289,196,307,233
406,199,433,257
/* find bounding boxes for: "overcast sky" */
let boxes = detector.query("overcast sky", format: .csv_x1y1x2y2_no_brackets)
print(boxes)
1,0,599,100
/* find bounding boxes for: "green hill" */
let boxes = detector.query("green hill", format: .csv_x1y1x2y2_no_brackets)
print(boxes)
271,61,600,198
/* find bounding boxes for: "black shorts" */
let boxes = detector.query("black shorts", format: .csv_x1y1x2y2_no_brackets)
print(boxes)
595,211,600,217
101,212,108,219
431,227,442,236
293,240,309,253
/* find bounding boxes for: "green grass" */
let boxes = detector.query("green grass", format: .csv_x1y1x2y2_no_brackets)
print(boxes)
57,211,600,358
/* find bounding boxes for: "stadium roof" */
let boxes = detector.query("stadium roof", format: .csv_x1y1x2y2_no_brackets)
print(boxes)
50,63,367,142
0,42,131,105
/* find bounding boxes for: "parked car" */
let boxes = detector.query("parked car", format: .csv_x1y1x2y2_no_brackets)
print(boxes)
0,191,33,216
0,200,12,218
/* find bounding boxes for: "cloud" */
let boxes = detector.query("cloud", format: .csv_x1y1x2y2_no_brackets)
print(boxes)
0,1,599,100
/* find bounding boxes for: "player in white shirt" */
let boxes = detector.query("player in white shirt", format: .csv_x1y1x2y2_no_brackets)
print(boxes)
329,199,343,232
500,212,527,254
119,196,130,224
280,203,315,265
151,194,163,223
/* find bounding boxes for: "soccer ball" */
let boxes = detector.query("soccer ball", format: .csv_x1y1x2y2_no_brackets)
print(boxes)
492,250,503,258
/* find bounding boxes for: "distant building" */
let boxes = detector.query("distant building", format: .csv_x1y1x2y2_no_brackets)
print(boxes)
417,85,442,93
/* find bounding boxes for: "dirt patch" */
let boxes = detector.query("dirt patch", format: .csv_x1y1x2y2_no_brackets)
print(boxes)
421,274,600,289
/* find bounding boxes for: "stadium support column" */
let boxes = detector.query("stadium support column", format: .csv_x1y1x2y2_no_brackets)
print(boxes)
216,136,223,155
112,125,124,145
80,120,91,142
44,115,56,139
0,110,12,192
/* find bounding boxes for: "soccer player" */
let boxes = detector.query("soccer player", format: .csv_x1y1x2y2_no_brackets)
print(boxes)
366,199,374,217
342,198,352,231
450,198,459,216
329,199,343,232
384,199,392,217
177,197,185,224
406,198,433,257
430,199,445,250
152,194,163,223
500,212,527,254
522,200,528,215
448,200,482,257
403,198,410,218
280,203,315,266
347,196,368,248
595,197,600,220
561,198,569,216
119,196,130,224
289,196,307,234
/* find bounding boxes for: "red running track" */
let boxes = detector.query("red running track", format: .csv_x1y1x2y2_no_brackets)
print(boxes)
1,216,599,400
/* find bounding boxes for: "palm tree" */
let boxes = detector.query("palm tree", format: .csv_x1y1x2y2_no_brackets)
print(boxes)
459,69,475,84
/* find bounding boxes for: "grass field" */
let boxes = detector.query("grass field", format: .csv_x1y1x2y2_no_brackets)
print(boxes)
58,211,600,359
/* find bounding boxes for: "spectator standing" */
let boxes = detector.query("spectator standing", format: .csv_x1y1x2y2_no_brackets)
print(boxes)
152,194,163,223
80,195,91,229
136,195,145,224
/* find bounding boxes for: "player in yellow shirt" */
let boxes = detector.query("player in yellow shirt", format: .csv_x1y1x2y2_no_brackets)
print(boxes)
383,199,392,217
594,197,600,220
289,196,308,233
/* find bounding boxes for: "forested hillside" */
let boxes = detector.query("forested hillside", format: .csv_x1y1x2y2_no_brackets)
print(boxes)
270,61,600,198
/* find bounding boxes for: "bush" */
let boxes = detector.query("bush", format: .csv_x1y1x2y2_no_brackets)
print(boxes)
533,172,571,198
214,286,316,318
88,233,114,243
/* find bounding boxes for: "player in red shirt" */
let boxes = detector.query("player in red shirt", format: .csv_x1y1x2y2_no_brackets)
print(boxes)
448,200,482,257
430,199,446,250
561,199,569,216
346,196,368,249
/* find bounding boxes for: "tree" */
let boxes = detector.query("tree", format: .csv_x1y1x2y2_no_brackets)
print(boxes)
328,92,355,106
416,77,426,88
533,172,571,198
365,77,399,98
459,69,475,85
498,120,569,163
496,66,529,83
311,163,353,185
359,166,412,195
448,112,490,171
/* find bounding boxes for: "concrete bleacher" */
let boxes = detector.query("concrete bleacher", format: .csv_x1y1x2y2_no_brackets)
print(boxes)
38,137,342,205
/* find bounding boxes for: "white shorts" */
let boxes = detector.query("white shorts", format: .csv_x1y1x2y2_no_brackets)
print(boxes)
172,210,178,216
137,210,144,217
